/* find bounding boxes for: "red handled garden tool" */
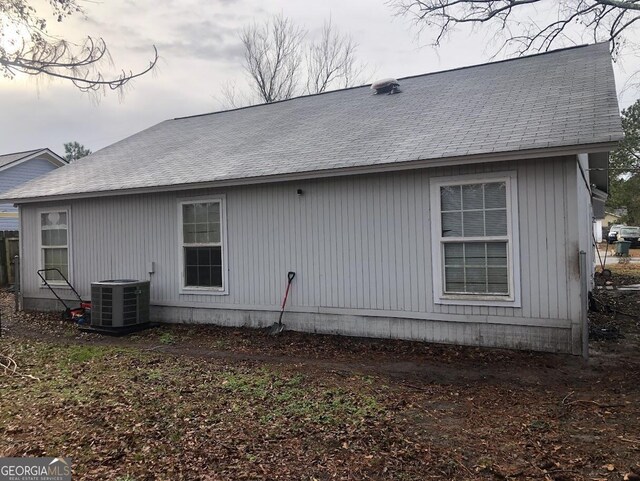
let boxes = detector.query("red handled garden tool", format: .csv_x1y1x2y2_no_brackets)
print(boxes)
269,271,296,335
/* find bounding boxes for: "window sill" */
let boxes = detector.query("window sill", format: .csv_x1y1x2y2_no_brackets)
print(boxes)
435,294,520,308
180,287,228,296
40,283,72,289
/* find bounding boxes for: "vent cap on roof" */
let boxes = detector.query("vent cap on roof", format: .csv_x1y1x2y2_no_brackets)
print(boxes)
371,78,400,95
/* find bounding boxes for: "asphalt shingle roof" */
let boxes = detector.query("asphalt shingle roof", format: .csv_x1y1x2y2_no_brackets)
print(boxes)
3,43,623,201
0,149,44,169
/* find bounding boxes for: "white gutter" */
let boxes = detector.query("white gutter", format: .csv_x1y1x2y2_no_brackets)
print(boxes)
6,141,619,204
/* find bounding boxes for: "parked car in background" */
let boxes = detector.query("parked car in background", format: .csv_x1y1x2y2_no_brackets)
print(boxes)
617,226,640,247
608,224,626,243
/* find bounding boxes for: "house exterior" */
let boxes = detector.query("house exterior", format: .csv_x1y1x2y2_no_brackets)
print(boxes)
0,149,67,230
594,210,623,243
2,44,623,355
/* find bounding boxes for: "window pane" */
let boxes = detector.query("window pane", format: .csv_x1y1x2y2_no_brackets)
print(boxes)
184,246,223,288
183,223,196,244
484,182,507,209
463,211,484,237
212,265,223,287
195,203,207,223
52,229,67,246
198,266,212,286
440,185,461,211
185,247,198,265
183,204,195,223
185,265,198,286
485,209,507,236
465,267,487,292
465,243,485,266
462,184,483,210
207,203,220,223
487,242,508,266
197,247,211,265
195,225,208,244
43,248,68,280
212,246,222,265
444,266,464,292
210,223,221,243
444,243,463,265
488,267,509,293
183,202,221,245
41,212,67,227
442,212,462,237
443,242,509,295
439,179,510,297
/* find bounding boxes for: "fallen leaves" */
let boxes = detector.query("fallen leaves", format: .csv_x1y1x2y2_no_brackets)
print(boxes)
0,288,639,480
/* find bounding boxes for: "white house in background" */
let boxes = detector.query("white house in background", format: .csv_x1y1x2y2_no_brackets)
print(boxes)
1,43,623,355
0,149,67,230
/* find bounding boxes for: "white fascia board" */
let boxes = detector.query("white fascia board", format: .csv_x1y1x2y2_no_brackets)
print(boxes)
7,141,618,204
0,149,67,174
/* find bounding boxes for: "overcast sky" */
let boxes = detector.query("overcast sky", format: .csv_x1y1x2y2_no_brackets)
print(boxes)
2,0,640,157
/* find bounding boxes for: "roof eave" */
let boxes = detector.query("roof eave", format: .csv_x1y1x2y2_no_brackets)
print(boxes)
0,148,67,173
5,140,621,204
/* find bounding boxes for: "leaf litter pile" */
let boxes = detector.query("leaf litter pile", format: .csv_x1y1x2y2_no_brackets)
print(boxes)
1,290,639,480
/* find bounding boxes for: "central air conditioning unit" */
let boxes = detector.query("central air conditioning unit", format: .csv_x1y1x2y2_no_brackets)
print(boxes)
91,280,150,328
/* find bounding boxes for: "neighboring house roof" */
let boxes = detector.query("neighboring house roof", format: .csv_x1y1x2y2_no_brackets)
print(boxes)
2,42,623,202
0,148,67,172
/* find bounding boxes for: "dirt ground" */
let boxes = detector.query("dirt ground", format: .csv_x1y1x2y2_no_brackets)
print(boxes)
1,267,639,481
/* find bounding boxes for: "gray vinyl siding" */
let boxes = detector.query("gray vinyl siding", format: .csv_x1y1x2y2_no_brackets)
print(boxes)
18,156,585,352
0,158,60,230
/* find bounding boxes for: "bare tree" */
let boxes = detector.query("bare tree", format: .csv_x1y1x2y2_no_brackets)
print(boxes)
234,15,368,106
389,0,640,58
306,18,364,94
1,0,158,94
240,15,306,103
215,80,257,110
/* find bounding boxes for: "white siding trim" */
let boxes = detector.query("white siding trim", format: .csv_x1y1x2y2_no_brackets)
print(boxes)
177,194,229,295
430,171,521,307
148,299,569,328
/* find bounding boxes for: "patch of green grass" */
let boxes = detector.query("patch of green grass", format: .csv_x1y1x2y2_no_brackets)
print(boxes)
145,368,164,381
65,345,107,364
220,369,382,426
159,333,175,345
57,386,90,403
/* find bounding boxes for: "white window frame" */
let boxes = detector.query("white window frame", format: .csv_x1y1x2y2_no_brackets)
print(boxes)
38,206,72,287
430,171,521,307
177,195,229,295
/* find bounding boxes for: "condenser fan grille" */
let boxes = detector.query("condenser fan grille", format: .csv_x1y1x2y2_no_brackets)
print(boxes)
90,281,150,328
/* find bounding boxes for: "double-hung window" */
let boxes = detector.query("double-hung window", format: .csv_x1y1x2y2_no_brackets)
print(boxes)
430,172,520,306
179,197,227,293
40,209,70,283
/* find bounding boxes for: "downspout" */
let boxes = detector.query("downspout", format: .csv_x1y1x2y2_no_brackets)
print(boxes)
17,204,23,311
579,250,589,360
576,156,593,360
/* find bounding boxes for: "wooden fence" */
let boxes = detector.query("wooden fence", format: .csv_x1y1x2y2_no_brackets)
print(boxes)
0,231,18,286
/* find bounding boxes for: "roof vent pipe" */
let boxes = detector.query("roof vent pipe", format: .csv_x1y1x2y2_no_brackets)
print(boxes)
371,78,400,95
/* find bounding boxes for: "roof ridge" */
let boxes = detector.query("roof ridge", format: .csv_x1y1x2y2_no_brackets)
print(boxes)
173,42,605,122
